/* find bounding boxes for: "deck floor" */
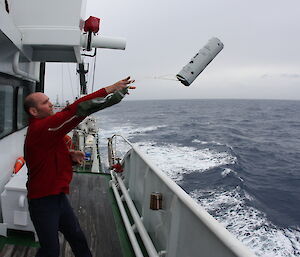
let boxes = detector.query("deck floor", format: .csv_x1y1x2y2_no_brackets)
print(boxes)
0,173,125,257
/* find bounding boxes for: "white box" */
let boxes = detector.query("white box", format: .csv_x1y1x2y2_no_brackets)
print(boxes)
0,165,37,240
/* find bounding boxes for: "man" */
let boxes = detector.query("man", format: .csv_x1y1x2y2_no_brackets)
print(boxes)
24,77,135,257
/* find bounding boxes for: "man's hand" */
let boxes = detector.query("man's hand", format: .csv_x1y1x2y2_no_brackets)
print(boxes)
69,150,85,165
105,76,136,94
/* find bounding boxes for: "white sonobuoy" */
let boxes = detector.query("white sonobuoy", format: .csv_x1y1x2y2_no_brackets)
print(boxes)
176,37,224,86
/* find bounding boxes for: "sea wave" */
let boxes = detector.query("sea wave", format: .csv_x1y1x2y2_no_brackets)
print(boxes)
190,188,300,257
99,124,166,140
136,141,236,182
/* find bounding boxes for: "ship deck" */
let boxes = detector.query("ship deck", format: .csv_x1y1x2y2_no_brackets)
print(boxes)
0,173,134,257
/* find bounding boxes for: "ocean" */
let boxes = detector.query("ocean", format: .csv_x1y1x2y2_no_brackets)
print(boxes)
96,99,300,257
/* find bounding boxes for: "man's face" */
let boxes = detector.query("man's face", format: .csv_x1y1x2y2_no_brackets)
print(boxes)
30,93,54,118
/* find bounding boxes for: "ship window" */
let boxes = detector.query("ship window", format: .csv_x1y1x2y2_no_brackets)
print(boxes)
0,86,14,138
17,87,29,129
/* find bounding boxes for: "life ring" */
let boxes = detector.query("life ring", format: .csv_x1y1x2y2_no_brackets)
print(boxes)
13,157,25,174
64,135,75,150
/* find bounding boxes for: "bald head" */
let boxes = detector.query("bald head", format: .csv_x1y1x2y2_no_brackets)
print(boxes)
24,93,54,118
24,93,39,115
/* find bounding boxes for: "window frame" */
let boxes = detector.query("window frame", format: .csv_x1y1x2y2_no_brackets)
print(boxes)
0,85,14,138
0,73,36,139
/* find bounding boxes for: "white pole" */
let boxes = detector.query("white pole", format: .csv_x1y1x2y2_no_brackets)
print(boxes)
81,35,126,50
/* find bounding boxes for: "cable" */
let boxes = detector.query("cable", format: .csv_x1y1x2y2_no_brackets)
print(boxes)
91,51,97,92
61,64,64,104
67,64,75,99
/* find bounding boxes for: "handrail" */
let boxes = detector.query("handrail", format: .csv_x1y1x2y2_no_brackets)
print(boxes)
107,134,132,168
110,171,144,257
109,134,160,257
109,134,133,146
115,173,159,257
12,51,39,82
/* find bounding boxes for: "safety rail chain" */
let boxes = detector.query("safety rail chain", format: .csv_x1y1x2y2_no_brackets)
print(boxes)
108,134,161,257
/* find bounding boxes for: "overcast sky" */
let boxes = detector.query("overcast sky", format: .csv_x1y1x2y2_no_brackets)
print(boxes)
45,0,300,102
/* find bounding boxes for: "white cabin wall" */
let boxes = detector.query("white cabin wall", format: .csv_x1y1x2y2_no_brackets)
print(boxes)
10,0,86,28
0,3,40,80
10,0,87,47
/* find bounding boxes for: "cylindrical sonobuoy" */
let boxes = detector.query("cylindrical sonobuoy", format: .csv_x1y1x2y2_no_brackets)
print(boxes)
176,37,224,86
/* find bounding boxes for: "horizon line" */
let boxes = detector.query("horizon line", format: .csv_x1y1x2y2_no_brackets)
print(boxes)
123,97,300,102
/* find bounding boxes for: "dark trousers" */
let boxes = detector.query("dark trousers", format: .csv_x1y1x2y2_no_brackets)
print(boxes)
28,194,92,257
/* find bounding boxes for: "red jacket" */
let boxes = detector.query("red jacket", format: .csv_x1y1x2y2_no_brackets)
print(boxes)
24,88,108,199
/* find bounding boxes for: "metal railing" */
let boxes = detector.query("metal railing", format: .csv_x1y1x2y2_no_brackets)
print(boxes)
108,134,257,257
109,134,160,257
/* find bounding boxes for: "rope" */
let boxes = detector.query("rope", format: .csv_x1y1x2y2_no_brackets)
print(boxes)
149,74,178,81
136,74,179,82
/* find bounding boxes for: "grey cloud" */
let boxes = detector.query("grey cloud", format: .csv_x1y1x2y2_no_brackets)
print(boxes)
280,73,300,79
261,73,300,79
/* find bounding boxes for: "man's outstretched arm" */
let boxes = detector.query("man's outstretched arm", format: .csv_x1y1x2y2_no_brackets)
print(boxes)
44,77,135,138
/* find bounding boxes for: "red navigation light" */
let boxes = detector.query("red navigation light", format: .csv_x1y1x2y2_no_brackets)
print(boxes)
84,16,100,33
